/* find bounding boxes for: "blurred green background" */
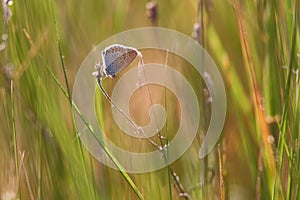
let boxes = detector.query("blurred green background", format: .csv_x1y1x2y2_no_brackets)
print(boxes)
0,0,299,199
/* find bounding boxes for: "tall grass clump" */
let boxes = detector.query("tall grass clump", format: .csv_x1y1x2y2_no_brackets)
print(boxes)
0,0,299,199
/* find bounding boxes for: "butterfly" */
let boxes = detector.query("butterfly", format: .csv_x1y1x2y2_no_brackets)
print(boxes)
92,44,144,135
93,44,141,79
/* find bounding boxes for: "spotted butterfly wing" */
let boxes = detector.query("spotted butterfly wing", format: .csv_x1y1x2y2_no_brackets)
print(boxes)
102,44,138,77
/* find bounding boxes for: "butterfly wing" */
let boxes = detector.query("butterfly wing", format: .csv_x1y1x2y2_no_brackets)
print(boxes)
102,45,138,77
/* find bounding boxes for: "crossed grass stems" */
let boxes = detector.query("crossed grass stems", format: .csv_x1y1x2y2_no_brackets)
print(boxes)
95,50,191,199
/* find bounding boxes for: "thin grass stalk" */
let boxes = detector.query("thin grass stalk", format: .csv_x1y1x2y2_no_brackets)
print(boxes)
48,1,97,199
292,55,300,198
19,151,34,200
218,144,225,200
18,150,26,199
132,17,186,197
48,0,71,106
37,121,41,200
146,4,173,197
293,62,300,199
146,51,190,199
231,0,276,178
127,39,189,198
278,0,299,170
11,80,19,190
166,137,172,200
139,55,190,198
277,1,299,199
193,1,210,198
164,49,173,200
97,80,160,149
284,2,300,198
